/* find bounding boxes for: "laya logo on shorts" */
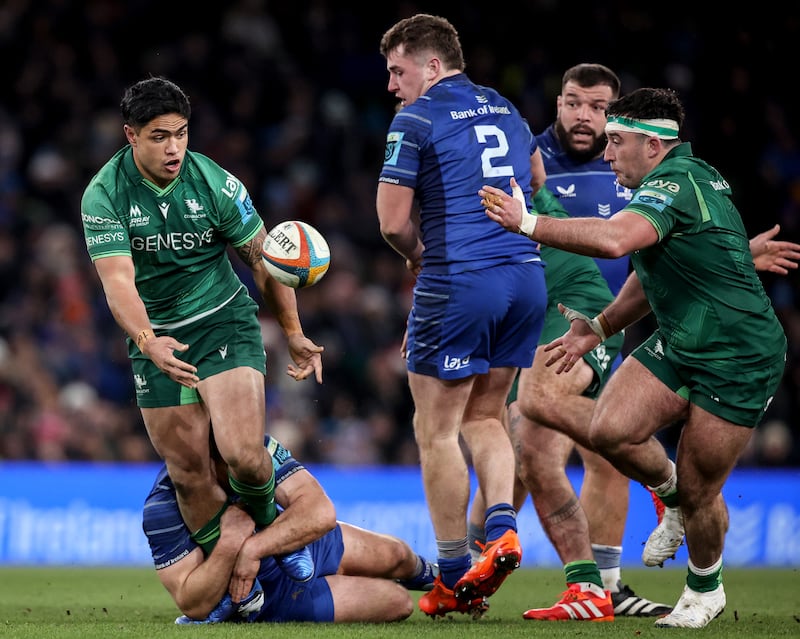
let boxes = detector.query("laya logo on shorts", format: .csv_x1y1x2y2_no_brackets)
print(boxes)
443,355,470,370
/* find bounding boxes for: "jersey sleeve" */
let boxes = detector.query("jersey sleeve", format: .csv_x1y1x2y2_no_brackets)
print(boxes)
81,178,132,260
378,107,426,190
142,468,196,570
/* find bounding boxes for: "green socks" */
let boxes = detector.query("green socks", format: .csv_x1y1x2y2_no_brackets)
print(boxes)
565,559,604,590
189,501,229,555
228,467,277,528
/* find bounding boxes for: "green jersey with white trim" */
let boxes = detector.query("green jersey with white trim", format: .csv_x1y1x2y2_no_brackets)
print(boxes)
81,146,263,326
624,143,785,365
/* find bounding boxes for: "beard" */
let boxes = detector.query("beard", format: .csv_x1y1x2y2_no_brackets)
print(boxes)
554,120,607,164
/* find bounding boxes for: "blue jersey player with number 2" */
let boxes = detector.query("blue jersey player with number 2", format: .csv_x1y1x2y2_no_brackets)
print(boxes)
376,13,547,618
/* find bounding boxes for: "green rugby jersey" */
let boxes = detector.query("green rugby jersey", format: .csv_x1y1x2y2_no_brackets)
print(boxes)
81,147,264,326
624,143,785,365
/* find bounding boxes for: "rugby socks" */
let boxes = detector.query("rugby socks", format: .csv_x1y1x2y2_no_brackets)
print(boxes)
648,459,679,509
190,501,229,555
484,502,517,542
687,557,723,592
467,520,486,555
592,543,622,591
436,537,471,589
565,559,605,591
228,467,277,527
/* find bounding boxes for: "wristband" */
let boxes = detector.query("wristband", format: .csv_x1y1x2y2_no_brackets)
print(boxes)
136,329,154,350
596,312,614,340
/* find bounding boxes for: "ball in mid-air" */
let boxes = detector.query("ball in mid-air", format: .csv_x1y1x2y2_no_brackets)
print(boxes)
261,220,331,288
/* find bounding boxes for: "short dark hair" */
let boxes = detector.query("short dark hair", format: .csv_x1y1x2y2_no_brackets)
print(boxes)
606,87,685,129
561,63,620,98
379,13,465,71
120,76,191,129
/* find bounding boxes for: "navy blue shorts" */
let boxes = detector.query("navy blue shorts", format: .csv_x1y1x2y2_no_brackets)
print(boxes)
406,261,546,379
256,524,344,622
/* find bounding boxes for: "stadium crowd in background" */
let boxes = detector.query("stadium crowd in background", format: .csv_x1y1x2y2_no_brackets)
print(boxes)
0,1,797,466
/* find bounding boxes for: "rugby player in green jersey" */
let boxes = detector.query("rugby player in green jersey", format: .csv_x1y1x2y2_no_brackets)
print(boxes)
81,77,324,573
481,87,790,628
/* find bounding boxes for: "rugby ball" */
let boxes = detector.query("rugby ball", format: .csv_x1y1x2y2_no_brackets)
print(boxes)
261,220,330,288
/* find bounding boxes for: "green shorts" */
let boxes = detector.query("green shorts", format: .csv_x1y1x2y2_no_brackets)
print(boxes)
631,331,787,427
506,305,624,405
130,290,267,408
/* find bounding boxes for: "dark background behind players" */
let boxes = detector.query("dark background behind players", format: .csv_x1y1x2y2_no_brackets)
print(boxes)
0,1,796,466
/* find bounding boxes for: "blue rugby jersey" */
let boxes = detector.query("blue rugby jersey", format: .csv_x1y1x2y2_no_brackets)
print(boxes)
536,125,632,295
142,435,304,571
379,73,541,275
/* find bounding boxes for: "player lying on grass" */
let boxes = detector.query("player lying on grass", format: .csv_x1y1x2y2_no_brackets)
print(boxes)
142,434,436,623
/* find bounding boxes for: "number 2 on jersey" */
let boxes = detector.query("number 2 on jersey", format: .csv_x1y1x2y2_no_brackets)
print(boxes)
474,124,514,178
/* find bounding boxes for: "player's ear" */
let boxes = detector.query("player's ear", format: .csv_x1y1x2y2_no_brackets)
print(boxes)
425,56,441,79
124,124,137,146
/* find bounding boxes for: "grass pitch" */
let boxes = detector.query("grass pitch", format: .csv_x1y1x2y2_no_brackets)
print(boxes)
0,566,797,639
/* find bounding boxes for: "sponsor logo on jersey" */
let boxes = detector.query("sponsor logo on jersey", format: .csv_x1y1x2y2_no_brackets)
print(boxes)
86,231,125,247
129,204,151,228
632,189,671,209
221,172,242,200
131,228,215,252
710,179,729,191
218,344,228,360
443,354,471,371
158,202,170,219
556,184,576,198
82,213,119,226
598,203,612,217
236,189,255,224
450,103,510,120
642,178,680,194
384,131,403,166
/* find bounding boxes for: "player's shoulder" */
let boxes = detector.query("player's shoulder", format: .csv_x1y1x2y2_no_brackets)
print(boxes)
82,147,132,206
183,149,228,179
184,150,249,198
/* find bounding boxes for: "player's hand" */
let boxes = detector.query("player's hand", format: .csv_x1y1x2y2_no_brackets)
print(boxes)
481,177,538,236
405,256,422,276
286,333,324,383
140,336,200,388
542,303,602,373
750,224,800,275
229,538,262,604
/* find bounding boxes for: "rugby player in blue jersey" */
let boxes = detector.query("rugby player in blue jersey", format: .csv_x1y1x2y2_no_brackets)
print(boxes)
143,434,436,624
376,13,547,617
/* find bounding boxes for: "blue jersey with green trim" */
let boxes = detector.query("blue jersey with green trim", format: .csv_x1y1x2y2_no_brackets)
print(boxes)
536,125,632,294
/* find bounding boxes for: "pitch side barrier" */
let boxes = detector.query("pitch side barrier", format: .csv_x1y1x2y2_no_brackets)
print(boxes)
0,463,796,566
